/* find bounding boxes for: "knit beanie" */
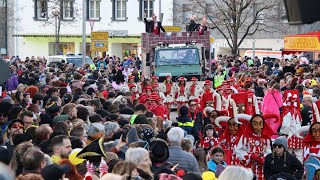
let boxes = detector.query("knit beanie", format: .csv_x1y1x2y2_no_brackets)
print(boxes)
273,136,288,150
179,106,189,116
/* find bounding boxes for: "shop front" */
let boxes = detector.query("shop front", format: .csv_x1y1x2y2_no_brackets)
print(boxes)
283,32,320,59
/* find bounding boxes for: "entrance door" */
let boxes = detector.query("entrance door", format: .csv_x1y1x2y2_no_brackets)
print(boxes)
122,43,138,57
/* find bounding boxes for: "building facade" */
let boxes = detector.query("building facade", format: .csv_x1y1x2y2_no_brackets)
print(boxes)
8,0,173,59
172,0,301,57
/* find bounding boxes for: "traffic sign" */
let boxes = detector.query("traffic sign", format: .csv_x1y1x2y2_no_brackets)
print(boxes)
163,26,182,33
91,41,108,51
91,32,109,52
91,32,109,41
210,37,215,44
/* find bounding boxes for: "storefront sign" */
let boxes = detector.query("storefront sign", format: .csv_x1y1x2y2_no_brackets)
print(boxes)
107,30,128,36
284,36,320,51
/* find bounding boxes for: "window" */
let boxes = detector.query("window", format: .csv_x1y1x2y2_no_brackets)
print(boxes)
114,0,126,20
62,0,74,19
34,0,48,20
143,0,153,18
88,0,100,20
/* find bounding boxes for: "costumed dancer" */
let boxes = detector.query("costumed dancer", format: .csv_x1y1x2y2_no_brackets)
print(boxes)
138,85,153,105
129,84,139,103
147,93,159,113
137,75,148,93
280,90,304,163
186,77,201,100
235,114,273,180
196,80,217,111
176,77,188,113
227,77,239,93
155,96,169,120
203,107,228,134
150,76,159,87
215,86,228,110
160,75,176,118
216,116,243,165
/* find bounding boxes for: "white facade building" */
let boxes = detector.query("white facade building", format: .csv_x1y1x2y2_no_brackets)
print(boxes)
8,0,173,59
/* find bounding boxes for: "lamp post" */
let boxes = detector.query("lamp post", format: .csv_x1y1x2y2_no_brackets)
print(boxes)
82,0,86,65
52,11,60,55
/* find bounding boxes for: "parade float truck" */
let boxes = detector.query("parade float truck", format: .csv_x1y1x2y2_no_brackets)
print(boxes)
141,31,211,81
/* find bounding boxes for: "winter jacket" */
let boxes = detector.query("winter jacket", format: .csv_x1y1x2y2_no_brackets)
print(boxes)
263,151,304,180
207,160,227,173
167,145,200,174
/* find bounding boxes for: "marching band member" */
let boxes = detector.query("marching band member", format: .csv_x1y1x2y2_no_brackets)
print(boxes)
150,76,159,86
156,96,169,120
129,84,139,102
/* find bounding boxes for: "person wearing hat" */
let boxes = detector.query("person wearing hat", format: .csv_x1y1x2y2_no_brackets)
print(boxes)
186,77,201,100
138,85,152,105
5,119,24,148
160,75,176,118
153,96,169,120
263,136,303,180
177,105,199,140
147,93,159,113
176,77,188,113
151,76,159,85
129,83,139,101
198,80,215,111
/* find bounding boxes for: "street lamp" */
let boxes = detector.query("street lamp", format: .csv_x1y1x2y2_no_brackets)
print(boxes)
52,11,60,55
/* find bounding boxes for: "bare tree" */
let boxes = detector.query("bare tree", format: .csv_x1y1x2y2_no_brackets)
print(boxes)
174,0,284,55
42,0,80,55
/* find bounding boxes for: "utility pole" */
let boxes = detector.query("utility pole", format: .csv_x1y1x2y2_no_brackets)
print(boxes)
82,0,86,65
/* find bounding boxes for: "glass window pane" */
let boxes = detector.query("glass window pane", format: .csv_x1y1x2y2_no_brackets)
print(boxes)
90,1,94,10
149,1,153,9
96,9,100,18
144,1,148,9
117,10,121,18
122,9,126,18
117,1,121,10
96,1,100,10
90,10,94,18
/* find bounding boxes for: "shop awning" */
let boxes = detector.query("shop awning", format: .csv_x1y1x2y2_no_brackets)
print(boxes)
12,34,141,38
283,32,320,53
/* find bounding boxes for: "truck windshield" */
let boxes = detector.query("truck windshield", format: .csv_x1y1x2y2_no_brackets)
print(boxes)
156,48,200,65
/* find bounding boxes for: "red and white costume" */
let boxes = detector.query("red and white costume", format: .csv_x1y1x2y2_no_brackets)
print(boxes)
216,116,243,165
160,81,176,105
235,114,274,180
186,77,202,100
280,90,304,162
176,77,188,104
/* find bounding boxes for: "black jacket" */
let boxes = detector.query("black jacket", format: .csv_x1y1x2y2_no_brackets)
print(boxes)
144,18,165,34
264,151,304,180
